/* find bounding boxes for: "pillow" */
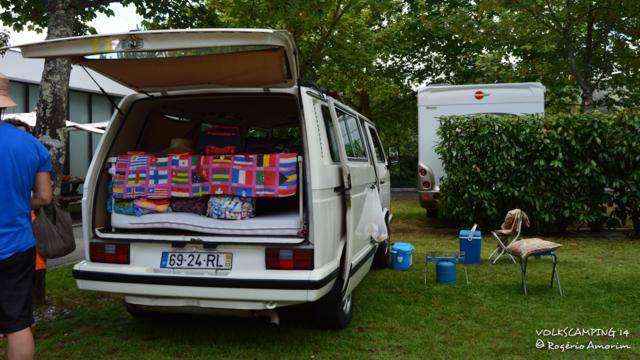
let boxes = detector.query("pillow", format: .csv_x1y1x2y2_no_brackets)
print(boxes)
208,196,255,220
506,238,562,258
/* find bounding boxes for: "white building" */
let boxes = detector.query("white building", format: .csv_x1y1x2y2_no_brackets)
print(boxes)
1,49,133,178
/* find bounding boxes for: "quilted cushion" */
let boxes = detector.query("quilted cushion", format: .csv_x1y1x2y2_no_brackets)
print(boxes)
506,238,562,258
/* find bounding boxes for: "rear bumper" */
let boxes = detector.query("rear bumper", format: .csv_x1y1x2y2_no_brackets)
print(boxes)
73,261,337,310
418,189,439,209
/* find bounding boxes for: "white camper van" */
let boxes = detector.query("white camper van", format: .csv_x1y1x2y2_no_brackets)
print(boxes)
417,83,545,216
11,29,392,329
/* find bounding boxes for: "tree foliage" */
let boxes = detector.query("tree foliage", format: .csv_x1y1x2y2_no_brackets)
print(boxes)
0,0,204,36
0,30,8,54
1,0,639,190
474,0,640,110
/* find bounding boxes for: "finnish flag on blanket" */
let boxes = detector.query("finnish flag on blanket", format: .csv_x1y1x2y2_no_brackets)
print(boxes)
147,157,170,199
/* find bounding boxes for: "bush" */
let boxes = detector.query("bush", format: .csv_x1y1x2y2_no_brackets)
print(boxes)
436,112,626,233
608,111,640,234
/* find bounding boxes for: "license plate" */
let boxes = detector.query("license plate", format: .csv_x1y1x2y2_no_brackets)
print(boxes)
160,251,232,270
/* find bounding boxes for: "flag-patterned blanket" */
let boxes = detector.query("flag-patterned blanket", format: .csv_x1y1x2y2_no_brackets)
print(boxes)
113,153,298,199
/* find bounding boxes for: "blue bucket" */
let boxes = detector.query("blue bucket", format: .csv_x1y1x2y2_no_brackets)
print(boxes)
459,228,482,264
436,261,456,284
390,242,414,271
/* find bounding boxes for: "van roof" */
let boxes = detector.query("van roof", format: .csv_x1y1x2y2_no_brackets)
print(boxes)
418,82,544,93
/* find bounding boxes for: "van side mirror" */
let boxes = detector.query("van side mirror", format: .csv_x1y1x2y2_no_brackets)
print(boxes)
388,146,399,166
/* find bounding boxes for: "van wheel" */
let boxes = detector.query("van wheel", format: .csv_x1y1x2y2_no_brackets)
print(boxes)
313,273,354,329
372,220,391,269
426,208,438,218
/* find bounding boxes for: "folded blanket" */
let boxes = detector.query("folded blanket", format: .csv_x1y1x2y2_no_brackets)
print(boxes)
113,199,136,216
113,153,298,199
134,198,170,213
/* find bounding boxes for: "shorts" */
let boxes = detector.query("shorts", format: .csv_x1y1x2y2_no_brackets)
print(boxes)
0,247,35,334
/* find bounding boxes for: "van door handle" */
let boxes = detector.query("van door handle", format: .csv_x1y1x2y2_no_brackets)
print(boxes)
369,183,377,189
334,185,349,193
380,180,387,184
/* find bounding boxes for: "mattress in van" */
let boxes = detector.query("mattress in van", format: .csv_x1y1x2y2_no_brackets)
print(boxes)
111,210,302,236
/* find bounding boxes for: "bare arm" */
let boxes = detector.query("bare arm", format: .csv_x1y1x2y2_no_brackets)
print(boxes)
31,172,53,209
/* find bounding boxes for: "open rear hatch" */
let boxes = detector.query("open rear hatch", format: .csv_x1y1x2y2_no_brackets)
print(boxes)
10,29,300,92
8,29,307,244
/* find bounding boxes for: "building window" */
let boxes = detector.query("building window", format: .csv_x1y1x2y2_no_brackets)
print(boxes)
6,81,28,114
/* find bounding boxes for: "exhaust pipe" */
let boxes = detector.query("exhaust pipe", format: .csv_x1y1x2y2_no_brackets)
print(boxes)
254,302,280,326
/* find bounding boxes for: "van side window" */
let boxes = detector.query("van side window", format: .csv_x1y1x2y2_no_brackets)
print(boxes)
367,126,386,163
321,105,341,163
336,108,368,160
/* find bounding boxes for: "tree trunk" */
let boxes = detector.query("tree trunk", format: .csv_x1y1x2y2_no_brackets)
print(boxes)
32,0,77,306
358,91,372,120
581,89,594,111
34,0,76,199
632,209,640,237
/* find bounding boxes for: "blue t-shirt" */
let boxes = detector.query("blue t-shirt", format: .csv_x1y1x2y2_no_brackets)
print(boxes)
0,123,52,260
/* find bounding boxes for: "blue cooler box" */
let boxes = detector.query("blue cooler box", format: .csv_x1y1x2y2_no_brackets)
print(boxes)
391,242,415,271
459,229,482,264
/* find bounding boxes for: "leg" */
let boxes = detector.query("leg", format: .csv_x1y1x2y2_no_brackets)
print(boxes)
519,257,528,295
488,247,499,262
550,255,557,288
463,264,469,285
551,254,563,296
491,248,504,264
0,248,36,359
489,232,505,263
33,269,46,307
6,327,34,360
424,262,428,285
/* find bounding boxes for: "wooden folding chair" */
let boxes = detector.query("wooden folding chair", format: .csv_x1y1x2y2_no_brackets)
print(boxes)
489,210,528,264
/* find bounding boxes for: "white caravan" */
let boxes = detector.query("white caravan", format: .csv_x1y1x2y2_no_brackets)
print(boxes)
10,29,392,329
417,83,545,216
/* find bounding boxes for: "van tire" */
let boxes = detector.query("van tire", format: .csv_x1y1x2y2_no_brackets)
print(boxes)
313,272,354,329
426,208,438,218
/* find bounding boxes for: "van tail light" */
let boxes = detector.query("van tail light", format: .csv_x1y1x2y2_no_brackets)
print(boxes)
90,243,130,264
266,248,314,270
422,181,431,190
419,168,427,177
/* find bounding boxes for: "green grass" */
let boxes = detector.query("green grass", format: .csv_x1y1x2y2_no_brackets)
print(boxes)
2,199,639,359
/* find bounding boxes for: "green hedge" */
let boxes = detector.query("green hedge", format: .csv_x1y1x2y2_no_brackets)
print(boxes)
436,111,640,234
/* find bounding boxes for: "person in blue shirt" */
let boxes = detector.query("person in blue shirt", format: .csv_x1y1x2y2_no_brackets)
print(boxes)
0,119,52,360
